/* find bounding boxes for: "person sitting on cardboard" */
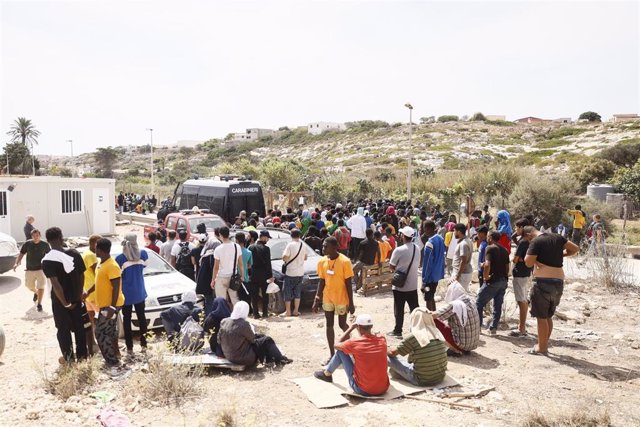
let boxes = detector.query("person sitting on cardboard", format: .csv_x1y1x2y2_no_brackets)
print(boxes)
314,314,390,397
160,290,201,342
387,308,448,386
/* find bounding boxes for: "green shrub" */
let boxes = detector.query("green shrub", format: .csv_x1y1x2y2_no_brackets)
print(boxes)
536,139,572,149
611,160,640,202
570,159,617,191
486,120,512,126
345,120,390,132
490,138,527,146
578,111,602,122
598,141,640,167
437,115,459,123
471,112,486,121
545,127,588,139
508,174,578,226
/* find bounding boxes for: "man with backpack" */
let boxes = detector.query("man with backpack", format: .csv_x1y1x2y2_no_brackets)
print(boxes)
171,229,196,280
332,219,351,257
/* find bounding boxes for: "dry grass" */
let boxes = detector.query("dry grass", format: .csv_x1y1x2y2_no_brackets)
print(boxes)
584,245,639,291
41,356,102,400
126,342,204,407
520,409,612,427
216,406,238,427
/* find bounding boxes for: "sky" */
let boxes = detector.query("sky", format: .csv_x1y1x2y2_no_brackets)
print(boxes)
1,0,639,155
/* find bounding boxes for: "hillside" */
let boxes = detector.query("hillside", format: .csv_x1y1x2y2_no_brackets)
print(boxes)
43,120,640,197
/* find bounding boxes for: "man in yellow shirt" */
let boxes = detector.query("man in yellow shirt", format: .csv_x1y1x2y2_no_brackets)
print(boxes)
313,237,355,363
566,205,586,246
85,238,124,367
82,235,101,355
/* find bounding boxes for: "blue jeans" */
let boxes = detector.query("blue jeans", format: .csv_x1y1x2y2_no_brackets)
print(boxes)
476,278,507,330
387,356,419,386
325,350,369,396
283,276,303,302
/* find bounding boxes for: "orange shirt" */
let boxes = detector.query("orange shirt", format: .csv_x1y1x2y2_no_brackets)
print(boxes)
317,253,353,306
340,334,390,395
375,240,392,263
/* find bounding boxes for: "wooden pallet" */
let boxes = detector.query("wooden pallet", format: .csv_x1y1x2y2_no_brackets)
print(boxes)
360,263,394,296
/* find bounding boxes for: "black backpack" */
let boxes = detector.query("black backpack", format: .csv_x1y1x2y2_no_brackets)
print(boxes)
176,242,192,269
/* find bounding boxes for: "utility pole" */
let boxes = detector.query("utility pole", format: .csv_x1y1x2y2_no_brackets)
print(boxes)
67,140,74,177
146,128,154,196
404,103,414,201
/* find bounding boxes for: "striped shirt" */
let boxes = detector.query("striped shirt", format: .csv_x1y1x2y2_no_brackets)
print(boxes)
435,295,480,352
396,335,447,386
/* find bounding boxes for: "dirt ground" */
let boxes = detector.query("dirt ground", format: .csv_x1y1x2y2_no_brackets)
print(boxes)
1,223,639,427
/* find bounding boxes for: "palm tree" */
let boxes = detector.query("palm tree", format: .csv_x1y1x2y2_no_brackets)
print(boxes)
6,117,40,175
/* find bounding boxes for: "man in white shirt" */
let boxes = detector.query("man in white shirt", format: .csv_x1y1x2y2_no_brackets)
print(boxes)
451,224,473,292
282,229,308,317
160,230,176,262
346,207,367,260
211,226,243,306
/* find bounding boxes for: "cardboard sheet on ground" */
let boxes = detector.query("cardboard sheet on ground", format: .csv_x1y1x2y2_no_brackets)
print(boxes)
167,353,246,371
292,370,460,409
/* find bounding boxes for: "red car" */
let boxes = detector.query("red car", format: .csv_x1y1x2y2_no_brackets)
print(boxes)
144,210,227,243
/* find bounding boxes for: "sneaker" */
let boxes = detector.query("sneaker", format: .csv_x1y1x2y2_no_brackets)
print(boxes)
36,304,43,312
33,293,38,303
386,331,402,338
314,370,333,383
489,328,497,336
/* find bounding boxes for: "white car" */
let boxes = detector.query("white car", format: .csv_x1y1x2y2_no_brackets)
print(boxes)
0,232,19,275
79,247,199,332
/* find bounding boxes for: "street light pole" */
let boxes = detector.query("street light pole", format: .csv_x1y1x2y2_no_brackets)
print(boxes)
404,103,414,201
67,139,74,177
146,128,154,196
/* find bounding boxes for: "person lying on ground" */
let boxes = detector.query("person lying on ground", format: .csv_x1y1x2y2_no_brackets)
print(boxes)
432,281,480,356
218,301,292,366
387,307,448,386
314,314,390,397
160,290,202,343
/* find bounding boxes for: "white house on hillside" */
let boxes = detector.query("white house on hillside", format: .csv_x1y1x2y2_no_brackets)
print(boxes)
612,114,639,123
308,122,346,135
231,128,276,142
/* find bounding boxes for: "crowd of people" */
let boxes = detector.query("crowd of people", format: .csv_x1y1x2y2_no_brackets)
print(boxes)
13,198,603,392
116,192,163,215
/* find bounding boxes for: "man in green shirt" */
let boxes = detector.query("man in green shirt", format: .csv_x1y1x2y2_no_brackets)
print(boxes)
387,307,447,386
14,229,50,312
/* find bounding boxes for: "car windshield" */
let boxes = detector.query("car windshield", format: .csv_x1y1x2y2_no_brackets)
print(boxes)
143,250,175,275
267,238,318,261
189,217,226,232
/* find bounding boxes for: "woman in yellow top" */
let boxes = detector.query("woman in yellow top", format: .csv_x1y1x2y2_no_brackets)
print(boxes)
566,205,586,246
84,238,124,367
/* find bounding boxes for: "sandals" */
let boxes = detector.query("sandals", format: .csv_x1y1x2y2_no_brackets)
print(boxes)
509,330,528,337
527,346,548,356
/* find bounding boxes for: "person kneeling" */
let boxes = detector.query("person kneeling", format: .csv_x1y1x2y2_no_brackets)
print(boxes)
387,308,448,386
218,301,292,366
314,314,389,397
160,290,201,343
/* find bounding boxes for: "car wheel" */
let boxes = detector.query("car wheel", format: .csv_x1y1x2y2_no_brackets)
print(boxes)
0,326,5,357
269,292,285,315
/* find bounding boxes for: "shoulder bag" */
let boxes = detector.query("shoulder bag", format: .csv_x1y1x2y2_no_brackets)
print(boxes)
229,244,242,291
282,242,303,275
391,244,416,288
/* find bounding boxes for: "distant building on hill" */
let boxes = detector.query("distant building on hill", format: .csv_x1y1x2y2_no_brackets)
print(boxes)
612,114,640,123
514,116,551,124
231,128,276,142
553,117,572,124
175,140,202,148
308,122,346,135
485,115,506,122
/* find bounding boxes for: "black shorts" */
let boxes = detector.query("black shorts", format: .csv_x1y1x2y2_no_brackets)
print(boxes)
529,278,564,319
422,282,438,301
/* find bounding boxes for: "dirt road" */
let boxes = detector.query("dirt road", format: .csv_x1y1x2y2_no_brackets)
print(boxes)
0,224,639,426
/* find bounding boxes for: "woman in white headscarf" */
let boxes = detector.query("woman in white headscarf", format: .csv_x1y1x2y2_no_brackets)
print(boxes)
115,233,149,354
432,281,481,355
387,308,448,386
218,301,292,366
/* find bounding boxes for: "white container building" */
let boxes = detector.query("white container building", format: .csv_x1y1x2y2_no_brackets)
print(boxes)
0,176,115,242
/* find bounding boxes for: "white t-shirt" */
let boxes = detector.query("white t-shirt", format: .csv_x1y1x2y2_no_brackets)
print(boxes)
446,237,457,260
160,239,176,261
282,240,306,277
213,242,242,277
171,241,196,257
347,215,367,239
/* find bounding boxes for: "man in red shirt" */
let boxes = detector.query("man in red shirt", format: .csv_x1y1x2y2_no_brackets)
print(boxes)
146,232,161,254
332,219,352,256
314,314,389,396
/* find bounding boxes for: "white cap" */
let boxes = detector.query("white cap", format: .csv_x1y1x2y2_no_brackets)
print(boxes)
355,314,373,326
182,290,197,304
399,226,415,238
198,234,208,243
